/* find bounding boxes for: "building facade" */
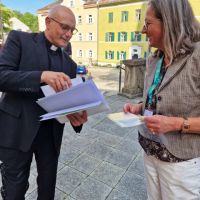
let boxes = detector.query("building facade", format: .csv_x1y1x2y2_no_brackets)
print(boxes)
98,0,148,66
63,0,98,66
37,0,200,67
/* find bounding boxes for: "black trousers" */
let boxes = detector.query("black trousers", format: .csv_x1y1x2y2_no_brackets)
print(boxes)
0,121,59,200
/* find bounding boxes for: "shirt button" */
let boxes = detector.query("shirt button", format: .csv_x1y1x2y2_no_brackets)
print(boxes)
157,96,162,101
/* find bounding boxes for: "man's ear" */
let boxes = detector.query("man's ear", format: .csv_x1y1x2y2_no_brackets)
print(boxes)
45,17,51,27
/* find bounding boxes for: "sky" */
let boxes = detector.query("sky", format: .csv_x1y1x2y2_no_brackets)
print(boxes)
1,0,56,15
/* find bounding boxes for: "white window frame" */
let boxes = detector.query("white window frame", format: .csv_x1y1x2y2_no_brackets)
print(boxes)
120,51,125,60
78,49,83,58
120,32,125,42
108,51,113,59
135,9,141,21
88,32,93,41
135,32,141,41
69,0,74,7
88,50,93,58
78,33,82,41
88,15,93,24
108,33,112,42
78,15,82,24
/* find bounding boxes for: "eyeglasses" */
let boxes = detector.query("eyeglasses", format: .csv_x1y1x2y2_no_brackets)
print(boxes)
143,21,149,30
143,20,162,30
50,17,78,35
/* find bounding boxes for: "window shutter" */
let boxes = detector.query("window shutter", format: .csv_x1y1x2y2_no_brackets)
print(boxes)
125,32,127,41
126,12,128,21
112,51,114,59
117,51,119,60
105,51,107,59
105,33,108,42
118,32,120,42
112,32,114,42
131,32,135,41
124,52,127,60
138,33,141,41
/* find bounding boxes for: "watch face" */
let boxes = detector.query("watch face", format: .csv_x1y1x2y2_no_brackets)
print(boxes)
183,120,190,130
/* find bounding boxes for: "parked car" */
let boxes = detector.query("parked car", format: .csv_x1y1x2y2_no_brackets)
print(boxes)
76,65,88,75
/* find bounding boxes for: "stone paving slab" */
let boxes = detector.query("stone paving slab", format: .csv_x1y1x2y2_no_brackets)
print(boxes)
69,153,102,175
91,161,125,187
115,172,147,200
56,166,87,194
71,177,112,200
0,94,146,200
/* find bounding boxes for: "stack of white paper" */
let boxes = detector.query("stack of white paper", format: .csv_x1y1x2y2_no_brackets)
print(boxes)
37,78,109,123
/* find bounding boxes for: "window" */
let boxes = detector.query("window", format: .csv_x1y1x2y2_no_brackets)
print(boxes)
120,51,126,60
88,32,93,41
108,12,113,23
78,33,82,41
69,0,74,7
105,32,114,42
135,9,141,21
105,51,114,60
131,32,142,41
135,33,141,41
88,50,93,58
78,16,82,24
121,11,128,22
117,51,127,60
118,32,127,42
108,51,114,59
78,50,83,57
88,15,93,24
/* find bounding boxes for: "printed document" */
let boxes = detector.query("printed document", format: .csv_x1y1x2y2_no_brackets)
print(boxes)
37,78,109,123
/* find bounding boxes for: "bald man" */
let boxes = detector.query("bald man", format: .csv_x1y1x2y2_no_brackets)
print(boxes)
0,5,87,200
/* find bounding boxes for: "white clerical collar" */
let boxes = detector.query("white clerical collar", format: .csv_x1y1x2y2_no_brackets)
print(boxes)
50,45,58,51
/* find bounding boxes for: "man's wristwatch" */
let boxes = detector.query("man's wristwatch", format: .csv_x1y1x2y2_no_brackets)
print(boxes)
181,119,190,133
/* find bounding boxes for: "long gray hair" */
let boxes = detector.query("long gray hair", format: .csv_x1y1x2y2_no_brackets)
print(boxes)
149,0,200,64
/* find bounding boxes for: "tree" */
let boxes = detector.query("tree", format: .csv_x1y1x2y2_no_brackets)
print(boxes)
14,11,38,32
0,3,14,35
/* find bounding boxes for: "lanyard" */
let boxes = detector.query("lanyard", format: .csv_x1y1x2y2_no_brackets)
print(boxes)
147,55,164,107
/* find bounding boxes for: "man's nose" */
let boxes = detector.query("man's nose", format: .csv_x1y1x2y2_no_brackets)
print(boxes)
64,30,73,37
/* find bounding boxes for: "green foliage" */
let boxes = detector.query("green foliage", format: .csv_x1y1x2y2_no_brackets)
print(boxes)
14,11,38,32
0,3,14,33
0,3,38,34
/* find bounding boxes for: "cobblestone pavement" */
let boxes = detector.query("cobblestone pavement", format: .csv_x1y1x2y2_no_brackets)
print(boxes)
0,67,147,200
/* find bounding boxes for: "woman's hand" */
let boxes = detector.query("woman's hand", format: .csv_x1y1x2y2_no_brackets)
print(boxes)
144,115,183,134
123,103,142,115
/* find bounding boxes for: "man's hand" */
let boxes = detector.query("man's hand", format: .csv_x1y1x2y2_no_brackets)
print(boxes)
67,111,88,127
41,71,72,92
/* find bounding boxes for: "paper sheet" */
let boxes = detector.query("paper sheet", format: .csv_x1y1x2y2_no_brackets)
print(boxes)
37,78,109,123
108,112,144,127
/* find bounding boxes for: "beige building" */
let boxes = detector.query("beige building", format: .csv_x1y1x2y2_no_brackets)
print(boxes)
37,0,63,32
62,0,98,66
37,0,98,66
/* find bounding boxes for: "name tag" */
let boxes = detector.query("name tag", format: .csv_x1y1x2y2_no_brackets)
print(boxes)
144,109,153,116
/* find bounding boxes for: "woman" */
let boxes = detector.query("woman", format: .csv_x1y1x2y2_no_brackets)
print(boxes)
123,0,200,199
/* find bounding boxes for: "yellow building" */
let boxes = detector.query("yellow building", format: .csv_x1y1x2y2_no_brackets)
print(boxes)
98,0,148,66
189,0,200,22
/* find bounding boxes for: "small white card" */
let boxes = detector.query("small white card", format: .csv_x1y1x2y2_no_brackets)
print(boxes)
108,112,144,128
